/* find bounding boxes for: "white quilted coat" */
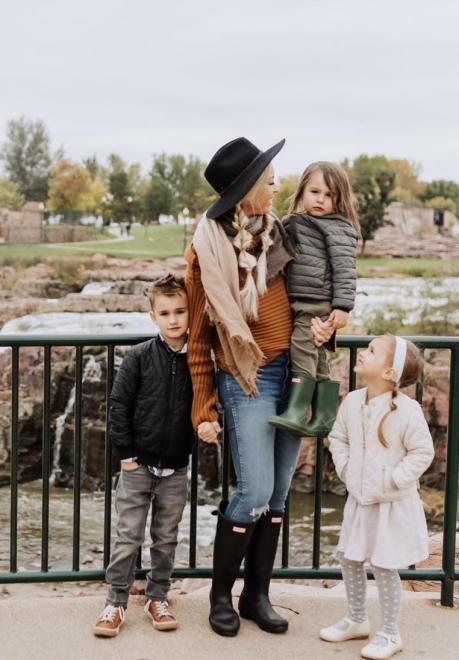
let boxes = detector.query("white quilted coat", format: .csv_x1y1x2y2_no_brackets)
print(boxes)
329,388,434,506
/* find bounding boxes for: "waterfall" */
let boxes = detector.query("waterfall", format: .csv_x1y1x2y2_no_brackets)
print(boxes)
51,355,102,483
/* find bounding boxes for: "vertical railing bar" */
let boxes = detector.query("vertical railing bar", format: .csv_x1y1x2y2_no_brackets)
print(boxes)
281,493,290,568
2,335,458,586
312,437,324,569
415,347,425,404
189,444,198,568
349,347,357,392
104,344,115,568
135,546,142,570
220,410,230,503
10,346,19,573
41,345,51,572
72,346,83,572
441,346,459,606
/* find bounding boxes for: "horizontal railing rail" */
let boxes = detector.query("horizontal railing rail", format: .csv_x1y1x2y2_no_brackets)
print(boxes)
0,334,457,606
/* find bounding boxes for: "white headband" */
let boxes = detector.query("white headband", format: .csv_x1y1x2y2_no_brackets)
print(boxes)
392,337,408,384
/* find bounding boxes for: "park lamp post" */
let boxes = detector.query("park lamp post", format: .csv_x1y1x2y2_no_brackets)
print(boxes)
182,206,190,251
126,195,133,235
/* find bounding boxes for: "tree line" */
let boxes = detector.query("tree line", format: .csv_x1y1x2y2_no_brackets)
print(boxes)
1,117,458,250
0,117,215,225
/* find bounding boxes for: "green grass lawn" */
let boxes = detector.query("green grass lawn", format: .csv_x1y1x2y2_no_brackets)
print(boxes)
0,225,458,277
357,257,459,277
0,225,191,265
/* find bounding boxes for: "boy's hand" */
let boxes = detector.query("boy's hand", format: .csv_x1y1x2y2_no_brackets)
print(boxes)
121,460,139,471
197,421,221,444
311,317,334,347
328,309,348,330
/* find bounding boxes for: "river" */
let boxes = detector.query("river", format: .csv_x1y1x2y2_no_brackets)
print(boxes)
0,479,347,572
1,276,458,336
0,276,452,572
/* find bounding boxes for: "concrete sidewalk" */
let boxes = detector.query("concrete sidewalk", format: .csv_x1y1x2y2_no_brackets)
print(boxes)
0,584,457,660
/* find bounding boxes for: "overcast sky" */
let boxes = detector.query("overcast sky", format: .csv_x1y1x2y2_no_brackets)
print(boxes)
1,0,458,181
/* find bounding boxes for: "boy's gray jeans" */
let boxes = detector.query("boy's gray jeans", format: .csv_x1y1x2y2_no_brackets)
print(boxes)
106,464,188,606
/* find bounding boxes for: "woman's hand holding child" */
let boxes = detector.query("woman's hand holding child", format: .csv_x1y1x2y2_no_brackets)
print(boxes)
311,316,335,347
197,421,221,444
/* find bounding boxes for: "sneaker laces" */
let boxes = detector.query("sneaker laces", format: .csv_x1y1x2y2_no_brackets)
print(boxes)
99,605,124,623
146,599,171,618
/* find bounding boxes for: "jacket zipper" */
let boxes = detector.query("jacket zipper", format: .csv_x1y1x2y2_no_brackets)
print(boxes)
163,353,178,464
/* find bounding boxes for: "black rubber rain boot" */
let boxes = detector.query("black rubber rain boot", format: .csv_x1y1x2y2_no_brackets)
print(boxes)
302,379,340,437
209,502,256,636
268,371,316,436
239,511,288,633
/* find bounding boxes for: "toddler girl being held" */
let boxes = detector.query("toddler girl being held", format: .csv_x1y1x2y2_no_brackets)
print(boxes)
269,161,359,437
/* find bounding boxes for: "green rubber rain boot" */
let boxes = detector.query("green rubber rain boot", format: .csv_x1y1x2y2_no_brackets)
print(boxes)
268,371,316,437
302,379,340,437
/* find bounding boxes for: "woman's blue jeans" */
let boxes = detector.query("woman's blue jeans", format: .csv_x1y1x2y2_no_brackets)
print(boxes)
218,351,301,523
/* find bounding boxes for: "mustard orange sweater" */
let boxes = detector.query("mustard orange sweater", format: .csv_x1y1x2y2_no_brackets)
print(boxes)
185,245,292,429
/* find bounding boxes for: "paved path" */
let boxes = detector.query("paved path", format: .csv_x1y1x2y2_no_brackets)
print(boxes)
50,234,135,248
0,584,457,660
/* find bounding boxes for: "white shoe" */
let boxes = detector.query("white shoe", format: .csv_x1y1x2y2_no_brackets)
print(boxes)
320,616,370,642
361,631,403,659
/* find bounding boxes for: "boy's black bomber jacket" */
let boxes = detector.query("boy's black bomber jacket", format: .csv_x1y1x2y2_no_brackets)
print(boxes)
109,335,194,469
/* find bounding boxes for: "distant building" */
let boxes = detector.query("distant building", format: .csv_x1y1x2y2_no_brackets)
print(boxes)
0,202,44,244
387,202,458,237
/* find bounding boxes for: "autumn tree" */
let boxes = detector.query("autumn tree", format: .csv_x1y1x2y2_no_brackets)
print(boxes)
421,180,459,217
0,117,53,202
83,155,107,182
343,155,395,254
273,175,300,219
106,154,135,224
0,178,25,210
47,159,107,217
388,159,425,202
143,153,213,221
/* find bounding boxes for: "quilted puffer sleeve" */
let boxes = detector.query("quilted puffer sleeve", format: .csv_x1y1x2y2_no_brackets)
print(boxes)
322,219,357,311
392,400,434,489
109,349,140,460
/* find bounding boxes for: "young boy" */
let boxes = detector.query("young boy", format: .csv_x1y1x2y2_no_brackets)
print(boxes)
93,273,194,637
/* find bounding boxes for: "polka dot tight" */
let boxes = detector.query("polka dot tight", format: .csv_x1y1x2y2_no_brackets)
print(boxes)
338,553,401,635
339,553,368,623
372,564,401,636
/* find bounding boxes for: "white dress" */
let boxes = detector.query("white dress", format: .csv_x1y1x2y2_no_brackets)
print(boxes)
336,401,430,569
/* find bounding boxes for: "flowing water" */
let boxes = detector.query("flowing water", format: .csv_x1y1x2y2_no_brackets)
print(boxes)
0,480,346,572
1,277,458,337
0,276,452,573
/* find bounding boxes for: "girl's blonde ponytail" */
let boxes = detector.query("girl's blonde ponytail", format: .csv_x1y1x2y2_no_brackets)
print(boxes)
377,389,398,448
376,336,424,448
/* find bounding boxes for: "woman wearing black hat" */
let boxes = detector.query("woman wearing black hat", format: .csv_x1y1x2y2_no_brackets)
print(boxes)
185,138,332,638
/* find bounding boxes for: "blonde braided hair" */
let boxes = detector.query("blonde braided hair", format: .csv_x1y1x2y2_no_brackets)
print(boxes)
232,206,274,321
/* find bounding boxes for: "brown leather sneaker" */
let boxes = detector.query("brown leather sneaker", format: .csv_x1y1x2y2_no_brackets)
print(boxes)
144,599,178,631
93,604,126,637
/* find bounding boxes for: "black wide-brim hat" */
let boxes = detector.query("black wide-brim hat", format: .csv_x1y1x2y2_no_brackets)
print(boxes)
204,137,285,219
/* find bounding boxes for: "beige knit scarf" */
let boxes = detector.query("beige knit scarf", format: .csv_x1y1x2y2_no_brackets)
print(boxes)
193,211,292,396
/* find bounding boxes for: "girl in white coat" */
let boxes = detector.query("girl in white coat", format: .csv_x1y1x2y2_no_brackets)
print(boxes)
320,335,434,659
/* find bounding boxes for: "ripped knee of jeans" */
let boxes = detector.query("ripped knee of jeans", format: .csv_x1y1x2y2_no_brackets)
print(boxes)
249,504,269,519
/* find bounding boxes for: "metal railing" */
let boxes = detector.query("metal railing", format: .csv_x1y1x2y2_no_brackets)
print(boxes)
0,334,458,606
